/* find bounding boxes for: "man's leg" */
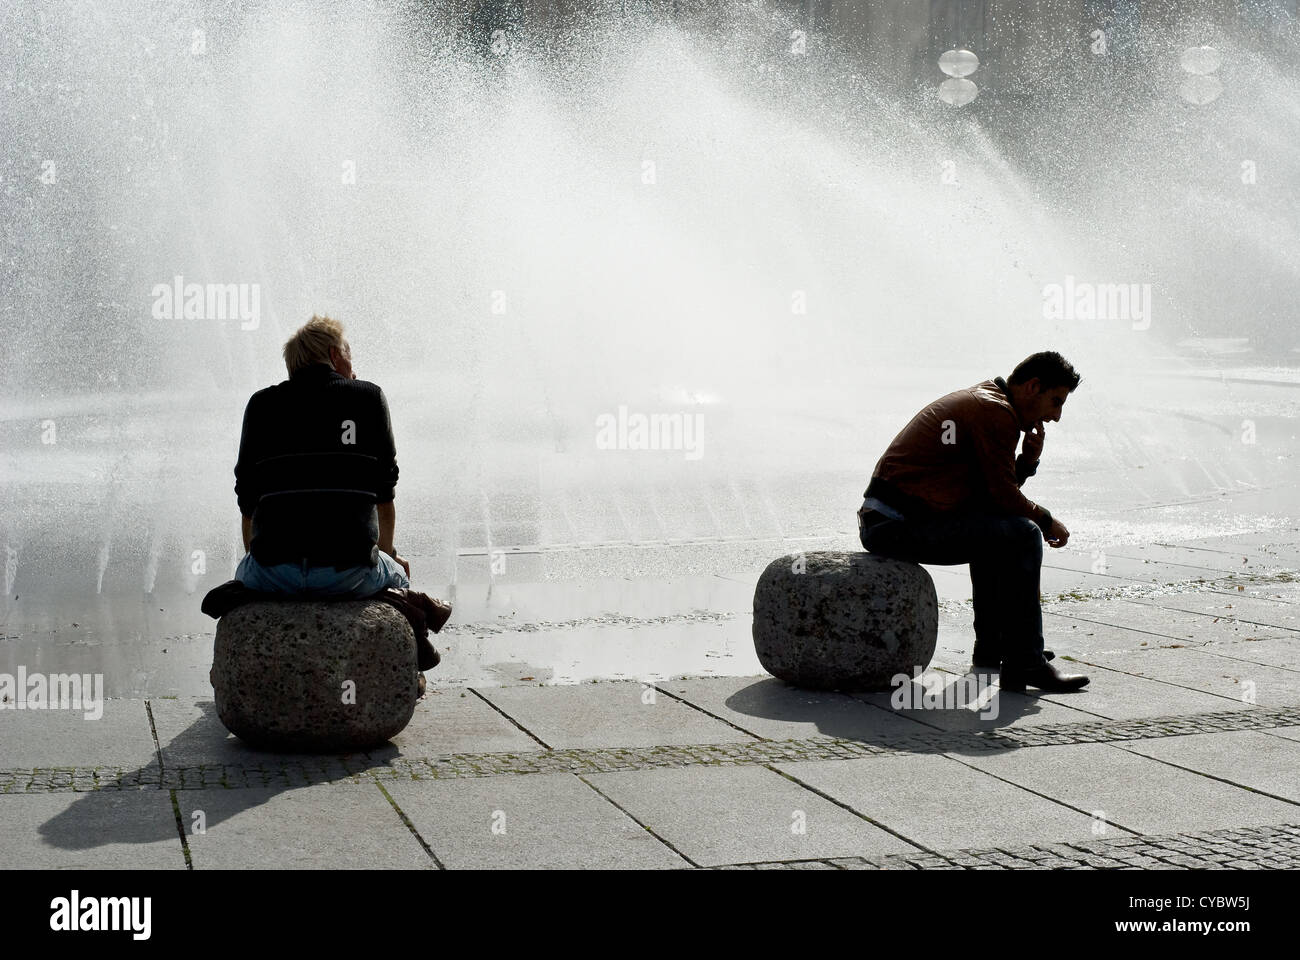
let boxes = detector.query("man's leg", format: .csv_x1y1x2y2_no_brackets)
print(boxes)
862,512,1045,670
968,558,1004,666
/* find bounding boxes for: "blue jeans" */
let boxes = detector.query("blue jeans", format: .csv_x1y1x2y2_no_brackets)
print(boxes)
235,552,409,599
859,509,1046,670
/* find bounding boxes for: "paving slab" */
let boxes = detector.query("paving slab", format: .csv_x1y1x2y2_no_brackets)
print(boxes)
1034,665,1253,720
177,783,431,869
1044,547,1235,583
385,772,687,869
958,742,1300,834
1132,592,1300,632
925,561,1165,602
1044,611,1262,657
0,698,157,770
381,689,545,758
475,680,756,749
0,792,185,868
1102,542,1276,577
1201,581,1300,605
1118,731,1300,803
774,754,1105,850
1039,561,1189,594
1048,598,1289,645
854,671,1105,732
150,698,370,770
1197,637,1300,672
584,765,917,866
1263,726,1300,743
1071,648,1300,707
658,676,929,741
1170,530,1300,552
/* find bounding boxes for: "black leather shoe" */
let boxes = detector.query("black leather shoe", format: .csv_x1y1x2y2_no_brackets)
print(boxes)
1000,659,1089,693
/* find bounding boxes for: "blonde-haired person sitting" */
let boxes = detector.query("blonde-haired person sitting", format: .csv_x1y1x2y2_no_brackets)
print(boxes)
230,316,449,679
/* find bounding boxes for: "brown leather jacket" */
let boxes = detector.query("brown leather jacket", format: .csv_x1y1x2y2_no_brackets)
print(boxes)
863,377,1048,528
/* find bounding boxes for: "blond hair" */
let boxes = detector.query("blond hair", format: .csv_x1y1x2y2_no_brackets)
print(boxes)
283,315,345,375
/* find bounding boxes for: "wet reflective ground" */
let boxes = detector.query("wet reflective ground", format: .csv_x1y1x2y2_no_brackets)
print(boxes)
3,354,1300,697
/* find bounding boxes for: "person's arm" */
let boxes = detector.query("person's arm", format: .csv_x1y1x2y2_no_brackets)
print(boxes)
1015,454,1039,486
372,388,408,575
377,501,397,555
969,412,1051,532
233,396,260,555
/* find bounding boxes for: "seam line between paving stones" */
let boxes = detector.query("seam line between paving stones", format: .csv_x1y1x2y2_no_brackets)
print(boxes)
466,687,554,749
1110,741,1300,809
373,781,445,869
145,699,166,787
1127,597,1300,637
1151,541,1273,559
649,683,770,741
1257,727,1300,744
1099,553,1254,576
575,774,698,868
1045,608,1224,644
764,763,940,859
168,789,194,869
1203,587,1300,606
847,692,952,734
1059,658,1270,707
1104,596,1290,640
1185,646,1300,676
937,749,1146,838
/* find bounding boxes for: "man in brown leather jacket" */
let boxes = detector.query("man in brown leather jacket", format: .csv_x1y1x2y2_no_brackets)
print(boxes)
859,351,1088,693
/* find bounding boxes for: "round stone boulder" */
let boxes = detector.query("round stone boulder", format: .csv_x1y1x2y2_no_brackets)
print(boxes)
212,600,419,752
753,551,937,691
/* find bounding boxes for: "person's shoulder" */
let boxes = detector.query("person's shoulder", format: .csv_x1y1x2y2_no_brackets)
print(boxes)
245,380,286,408
969,378,1012,408
966,379,1019,426
348,377,388,399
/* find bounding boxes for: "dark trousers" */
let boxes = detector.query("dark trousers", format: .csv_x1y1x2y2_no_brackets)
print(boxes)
859,510,1046,670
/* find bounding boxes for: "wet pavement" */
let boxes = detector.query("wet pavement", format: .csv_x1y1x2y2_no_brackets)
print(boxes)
2,525,1298,869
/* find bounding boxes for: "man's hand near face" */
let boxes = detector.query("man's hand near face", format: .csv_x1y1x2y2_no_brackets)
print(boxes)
1022,420,1045,462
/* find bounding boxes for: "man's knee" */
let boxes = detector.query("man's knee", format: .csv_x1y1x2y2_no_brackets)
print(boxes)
998,517,1043,558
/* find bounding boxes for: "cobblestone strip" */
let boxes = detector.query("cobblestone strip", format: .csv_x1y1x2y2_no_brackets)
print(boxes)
3,705,1298,794
713,822,1300,870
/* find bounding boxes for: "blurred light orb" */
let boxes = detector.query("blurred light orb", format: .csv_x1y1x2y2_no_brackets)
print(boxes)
938,78,979,106
1180,74,1223,105
939,48,979,78
1180,45,1222,75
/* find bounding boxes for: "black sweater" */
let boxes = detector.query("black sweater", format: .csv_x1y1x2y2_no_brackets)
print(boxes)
234,363,399,569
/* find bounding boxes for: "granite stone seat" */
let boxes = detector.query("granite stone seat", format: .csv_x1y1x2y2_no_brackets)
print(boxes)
752,551,938,691
211,599,419,752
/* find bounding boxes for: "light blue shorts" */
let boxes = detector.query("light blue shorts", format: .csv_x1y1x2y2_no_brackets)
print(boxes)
235,551,410,599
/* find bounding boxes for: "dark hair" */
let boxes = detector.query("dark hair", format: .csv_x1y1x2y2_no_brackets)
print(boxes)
1008,351,1081,391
